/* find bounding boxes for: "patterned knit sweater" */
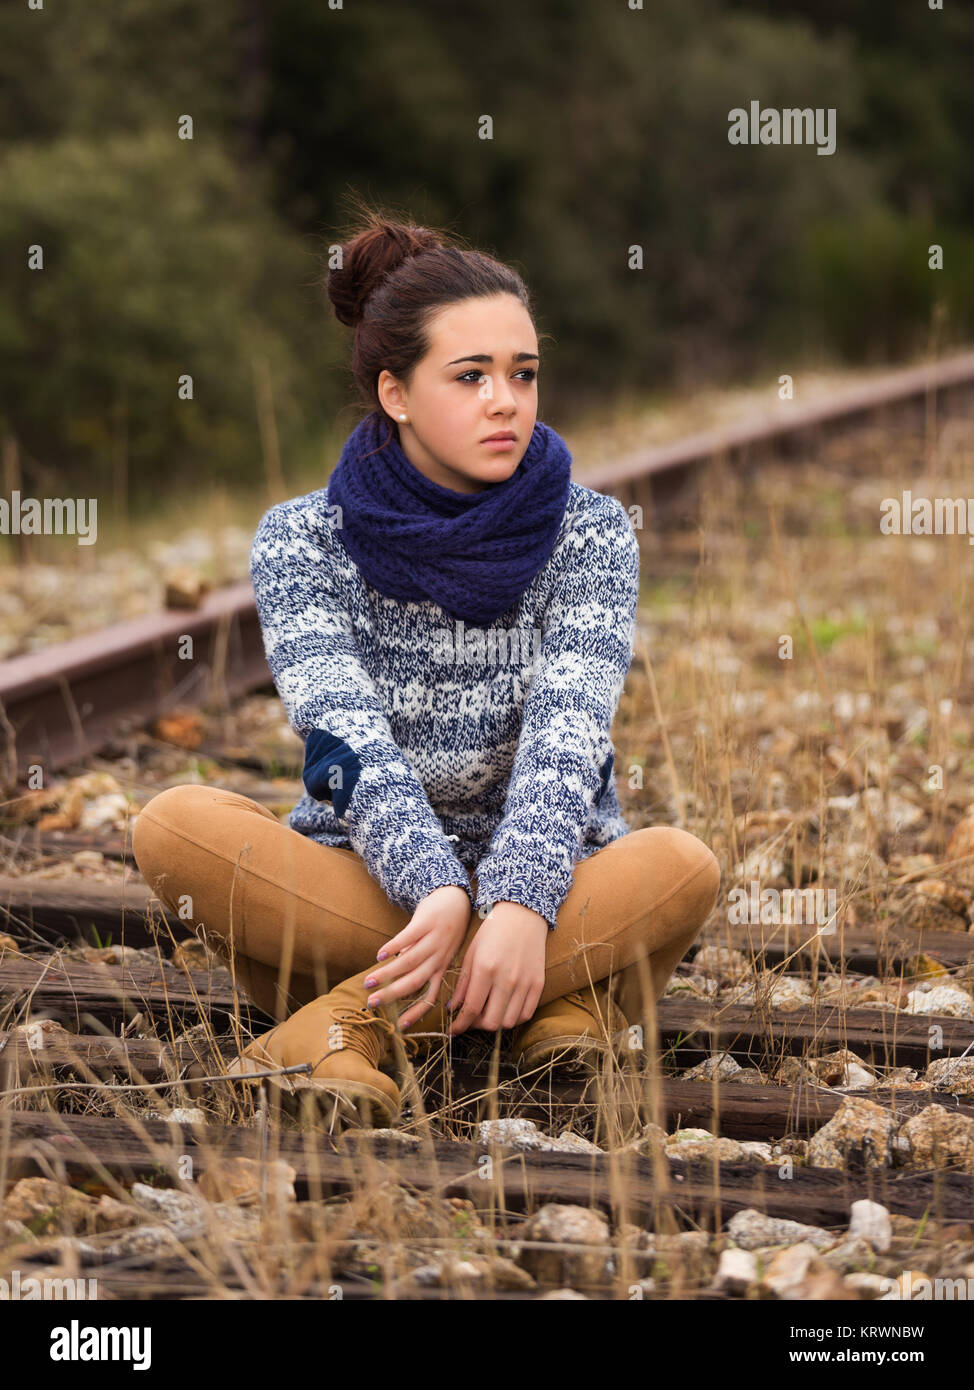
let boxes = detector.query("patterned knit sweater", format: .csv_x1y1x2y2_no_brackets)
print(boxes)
248,479,640,930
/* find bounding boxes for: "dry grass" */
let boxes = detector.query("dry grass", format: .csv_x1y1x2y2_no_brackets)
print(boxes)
2,393,974,1299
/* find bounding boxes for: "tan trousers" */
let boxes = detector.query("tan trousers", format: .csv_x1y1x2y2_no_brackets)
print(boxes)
131,785,720,1029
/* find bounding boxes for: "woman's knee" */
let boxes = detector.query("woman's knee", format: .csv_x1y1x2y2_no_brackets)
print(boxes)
627,824,721,929
131,784,201,886
135,783,276,845
131,783,264,881
131,784,182,849
674,827,720,908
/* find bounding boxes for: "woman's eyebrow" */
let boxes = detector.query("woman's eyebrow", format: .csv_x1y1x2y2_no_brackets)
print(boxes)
444,352,540,366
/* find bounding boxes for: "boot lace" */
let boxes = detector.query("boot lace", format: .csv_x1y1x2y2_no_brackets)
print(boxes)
322,1005,421,1067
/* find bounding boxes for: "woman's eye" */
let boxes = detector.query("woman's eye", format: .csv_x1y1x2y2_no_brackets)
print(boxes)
457,369,537,383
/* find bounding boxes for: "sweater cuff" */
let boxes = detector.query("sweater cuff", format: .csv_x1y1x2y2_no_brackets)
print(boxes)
406,855,475,915
473,871,560,931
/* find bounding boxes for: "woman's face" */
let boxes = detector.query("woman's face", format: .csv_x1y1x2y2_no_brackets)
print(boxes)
376,293,540,495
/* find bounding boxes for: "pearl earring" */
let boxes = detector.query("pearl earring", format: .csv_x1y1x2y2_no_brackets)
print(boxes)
398,414,407,422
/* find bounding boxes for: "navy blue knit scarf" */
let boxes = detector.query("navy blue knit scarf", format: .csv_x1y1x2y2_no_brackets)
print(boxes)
326,410,572,625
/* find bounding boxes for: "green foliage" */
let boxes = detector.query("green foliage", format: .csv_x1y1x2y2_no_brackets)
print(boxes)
88,924,113,950
0,129,330,503
909,1206,932,1251
2,0,972,492
803,612,868,652
798,207,973,362
26,1210,59,1236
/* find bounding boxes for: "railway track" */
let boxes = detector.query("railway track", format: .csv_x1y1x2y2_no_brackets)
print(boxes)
2,349,974,786
1,926,973,1299
2,352,974,1301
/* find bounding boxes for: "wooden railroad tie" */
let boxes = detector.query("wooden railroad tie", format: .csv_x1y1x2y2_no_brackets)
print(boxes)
3,1109,974,1228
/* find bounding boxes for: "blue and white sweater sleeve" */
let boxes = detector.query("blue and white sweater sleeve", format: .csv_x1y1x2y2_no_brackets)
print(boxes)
472,497,640,930
249,502,473,914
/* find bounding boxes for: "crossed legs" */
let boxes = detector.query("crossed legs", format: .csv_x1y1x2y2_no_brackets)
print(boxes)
131,785,721,1028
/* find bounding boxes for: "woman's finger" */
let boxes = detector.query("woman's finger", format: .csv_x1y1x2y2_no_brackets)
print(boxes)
397,971,444,1031
364,939,425,990
523,986,545,1026
375,918,428,962
469,989,523,1033
475,980,517,1033
445,965,471,1014
501,986,530,1031
448,968,490,1035
366,954,438,1008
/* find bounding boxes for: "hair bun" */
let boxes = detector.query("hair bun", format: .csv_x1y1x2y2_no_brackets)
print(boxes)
327,218,443,328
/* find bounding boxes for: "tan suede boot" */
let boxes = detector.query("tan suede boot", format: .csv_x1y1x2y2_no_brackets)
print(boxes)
509,982,630,1074
224,962,430,1127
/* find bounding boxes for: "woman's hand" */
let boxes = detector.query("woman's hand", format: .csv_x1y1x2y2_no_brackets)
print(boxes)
363,885,472,1030
447,901,549,1034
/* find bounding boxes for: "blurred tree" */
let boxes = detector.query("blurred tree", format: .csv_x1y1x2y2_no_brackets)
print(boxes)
726,0,974,220
0,129,327,507
0,0,971,499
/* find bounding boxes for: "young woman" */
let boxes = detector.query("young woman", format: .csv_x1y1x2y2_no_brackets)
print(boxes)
132,209,721,1127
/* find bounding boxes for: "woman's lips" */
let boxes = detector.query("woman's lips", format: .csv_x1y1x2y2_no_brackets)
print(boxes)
481,437,516,451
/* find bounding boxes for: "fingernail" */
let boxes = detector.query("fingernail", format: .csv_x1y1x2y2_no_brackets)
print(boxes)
363,976,377,988
367,995,379,1008
376,951,388,961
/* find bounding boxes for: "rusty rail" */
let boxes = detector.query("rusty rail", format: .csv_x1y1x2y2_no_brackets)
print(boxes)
583,347,974,514
0,580,268,782
2,349,974,784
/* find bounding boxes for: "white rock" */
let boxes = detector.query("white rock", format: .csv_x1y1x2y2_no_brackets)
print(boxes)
129,1184,206,1238
844,1272,890,1299
412,1259,485,1286
79,793,131,831
833,692,858,722
477,1118,603,1154
552,1130,604,1154
714,1247,758,1293
478,1119,545,1149
147,1107,207,1126
904,987,974,1020
729,974,812,1010
127,1182,259,1242
848,1199,892,1252
682,1052,743,1082
835,1063,880,1090
726,1208,834,1251
693,947,753,984
95,1225,183,1259
739,1141,775,1163
71,850,106,870
761,1241,823,1296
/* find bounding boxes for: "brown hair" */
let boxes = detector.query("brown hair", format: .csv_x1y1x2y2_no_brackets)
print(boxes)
323,197,539,424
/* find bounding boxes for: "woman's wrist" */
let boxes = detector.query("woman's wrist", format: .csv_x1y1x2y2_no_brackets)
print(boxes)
423,884,472,907
417,884,475,936
487,899,549,930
